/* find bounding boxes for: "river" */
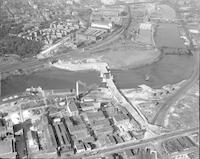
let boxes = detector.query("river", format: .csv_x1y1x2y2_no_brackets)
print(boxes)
1,69,101,97
1,24,194,97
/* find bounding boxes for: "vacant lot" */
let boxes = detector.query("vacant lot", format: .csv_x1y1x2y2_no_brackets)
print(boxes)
164,81,199,130
101,44,161,69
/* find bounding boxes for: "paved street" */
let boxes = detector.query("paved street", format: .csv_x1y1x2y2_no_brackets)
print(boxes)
68,127,199,159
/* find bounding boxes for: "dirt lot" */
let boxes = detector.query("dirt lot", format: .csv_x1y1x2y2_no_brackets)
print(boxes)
100,44,161,69
164,81,199,130
121,81,186,122
58,40,161,70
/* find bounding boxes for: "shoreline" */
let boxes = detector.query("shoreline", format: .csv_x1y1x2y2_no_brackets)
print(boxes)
0,47,163,80
113,49,163,70
1,53,192,98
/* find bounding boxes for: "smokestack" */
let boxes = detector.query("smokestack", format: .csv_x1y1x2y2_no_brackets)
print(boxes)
76,81,79,97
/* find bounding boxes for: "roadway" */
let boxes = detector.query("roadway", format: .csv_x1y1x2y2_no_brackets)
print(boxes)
68,127,199,159
151,1,199,126
106,77,148,130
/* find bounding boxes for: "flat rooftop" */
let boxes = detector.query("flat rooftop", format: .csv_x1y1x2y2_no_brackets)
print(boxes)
0,138,14,157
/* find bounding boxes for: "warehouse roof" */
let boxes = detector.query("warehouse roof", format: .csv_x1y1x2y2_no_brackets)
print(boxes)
68,101,78,112
0,138,15,157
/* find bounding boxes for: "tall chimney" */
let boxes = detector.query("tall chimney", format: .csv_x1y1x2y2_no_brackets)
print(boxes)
76,81,79,97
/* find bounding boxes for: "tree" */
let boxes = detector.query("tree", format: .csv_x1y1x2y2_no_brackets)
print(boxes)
0,36,43,58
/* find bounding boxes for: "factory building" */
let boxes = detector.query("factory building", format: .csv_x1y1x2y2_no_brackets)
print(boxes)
108,135,116,145
80,101,101,111
0,137,17,159
76,27,108,42
65,117,90,142
91,21,113,30
92,6,124,17
43,124,58,152
0,126,7,138
26,130,40,154
113,113,130,126
85,111,105,122
113,134,124,144
67,101,79,116
68,124,89,141
101,0,116,5
136,22,153,45
90,118,110,130
74,142,85,153
82,136,95,143
53,122,71,149
94,125,113,136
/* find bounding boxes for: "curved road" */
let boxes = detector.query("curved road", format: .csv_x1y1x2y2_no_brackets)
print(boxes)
151,50,199,126
151,2,199,126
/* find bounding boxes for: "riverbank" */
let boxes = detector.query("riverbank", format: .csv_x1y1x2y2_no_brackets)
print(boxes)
0,62,50,80
1,53,194,97
0,45,162,81
101,46,161,69
1,67,101,97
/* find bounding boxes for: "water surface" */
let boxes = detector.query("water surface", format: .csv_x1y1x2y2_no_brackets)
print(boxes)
1,69,101,97
1,23,194,96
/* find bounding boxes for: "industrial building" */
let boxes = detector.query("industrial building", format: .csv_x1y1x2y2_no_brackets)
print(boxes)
43,124,58,153
68,124,89,141
101,0,116,5
26,130,40,154
162,136,196,155
91,21,113,30
67,101,79,116
90,118,110,130
92,6,124,17
0,137,17,159
85,110,105,122
80,101,101,111
91,5,125,26
108,135,116,145
136,22,153,45
53,122,71,148
94,125,113,136
114,134,124,144
74,142,85,153
65,117,89,142
76,27,107,42
113,113,130,126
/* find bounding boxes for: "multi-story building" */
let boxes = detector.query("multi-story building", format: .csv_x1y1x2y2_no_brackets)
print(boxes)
80,101,101,111
85,111,105,122
67,101,79,116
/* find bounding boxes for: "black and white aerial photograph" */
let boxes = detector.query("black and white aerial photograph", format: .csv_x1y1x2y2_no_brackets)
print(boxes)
0,0,199,158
